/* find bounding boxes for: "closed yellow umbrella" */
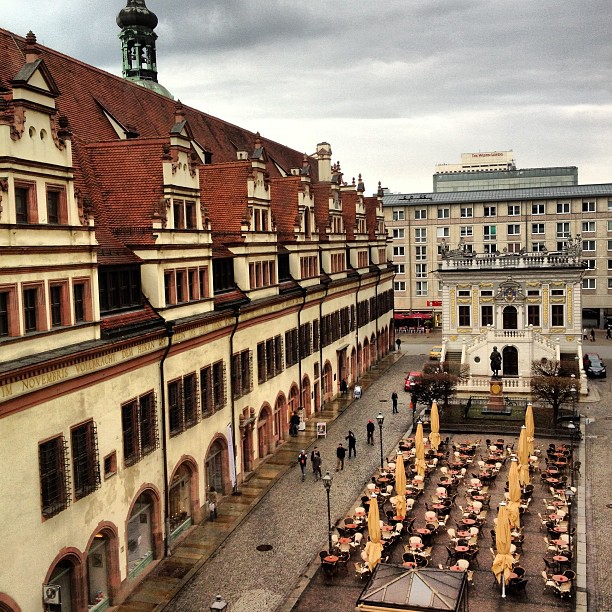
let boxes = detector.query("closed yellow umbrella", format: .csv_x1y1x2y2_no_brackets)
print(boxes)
506,458,521,528
492,502,515,596
415,421,427,477
365,494,383,571
525,403,535,456
518,425,530,485
429,400,441,451
394,452,407,519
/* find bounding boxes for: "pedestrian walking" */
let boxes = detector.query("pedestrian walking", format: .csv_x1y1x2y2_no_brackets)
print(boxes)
391,390,398,414
310,447,322,481
336,443,346,471
346,430,357,458
340,378,348,397
366,419,375,445
290,411,300,436
607,325,611,340
207,486,218,521
396,338,401,351
591,328,596,342
583,327,588,340
298,449,308,481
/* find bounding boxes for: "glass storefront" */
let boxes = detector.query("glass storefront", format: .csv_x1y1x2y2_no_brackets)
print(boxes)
48,561,73,612
87,535,110,611
206,441,224,494
169,465,192,539
127,495,154,579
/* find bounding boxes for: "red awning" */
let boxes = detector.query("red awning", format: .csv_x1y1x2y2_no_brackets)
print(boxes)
394,312,432,320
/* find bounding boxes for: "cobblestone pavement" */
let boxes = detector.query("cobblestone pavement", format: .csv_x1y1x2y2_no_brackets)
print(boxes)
166,347,427,611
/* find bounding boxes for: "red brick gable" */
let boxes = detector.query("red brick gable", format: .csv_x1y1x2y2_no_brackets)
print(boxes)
341,190,358,240
270,176,302,242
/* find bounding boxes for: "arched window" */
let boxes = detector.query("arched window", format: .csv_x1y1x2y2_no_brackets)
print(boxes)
127,493,155,579
169,464,193,538
206,440,226,495
87,533,111,608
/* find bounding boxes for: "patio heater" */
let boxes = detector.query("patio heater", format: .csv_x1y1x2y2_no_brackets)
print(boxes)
210,595,228,612
376,411,385,471
322,471,333,554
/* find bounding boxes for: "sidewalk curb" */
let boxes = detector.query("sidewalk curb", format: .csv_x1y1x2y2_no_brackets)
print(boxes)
152,352,405,611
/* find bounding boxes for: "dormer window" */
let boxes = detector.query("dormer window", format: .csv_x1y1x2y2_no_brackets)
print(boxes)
15,183,38,224
46,186,67,225
253,207,268,232
173,199,197,229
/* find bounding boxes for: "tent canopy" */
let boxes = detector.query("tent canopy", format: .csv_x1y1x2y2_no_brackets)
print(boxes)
395,312,432,321
356,565,468,612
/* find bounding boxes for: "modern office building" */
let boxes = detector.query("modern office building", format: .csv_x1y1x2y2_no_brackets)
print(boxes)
433,151,578,192
384,185,612,328
0,7,394,610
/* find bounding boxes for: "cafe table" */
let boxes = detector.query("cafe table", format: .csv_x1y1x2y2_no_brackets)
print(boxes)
324,555,339,563
553,574,569,583
449,565,463,572
461,518,476,526
339,537,352,545
553,525,568,534
456,530,470,538
402,561,417,569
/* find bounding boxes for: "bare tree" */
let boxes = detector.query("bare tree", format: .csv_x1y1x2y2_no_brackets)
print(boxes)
530,359,578,423
418,361,470,409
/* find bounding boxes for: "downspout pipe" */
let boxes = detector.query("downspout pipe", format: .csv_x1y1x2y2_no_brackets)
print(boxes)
355,274,362,383
319,278,330,407
375,268,381,361
159,319,175,558
229,305,242,495
296,284,308,422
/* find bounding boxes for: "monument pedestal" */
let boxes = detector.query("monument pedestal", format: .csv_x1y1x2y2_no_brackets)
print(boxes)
486,379,506,413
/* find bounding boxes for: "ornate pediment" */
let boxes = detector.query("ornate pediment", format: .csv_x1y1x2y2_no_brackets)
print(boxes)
495,277,525,304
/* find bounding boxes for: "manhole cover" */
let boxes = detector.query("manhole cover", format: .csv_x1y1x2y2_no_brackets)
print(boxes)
256,544,273,552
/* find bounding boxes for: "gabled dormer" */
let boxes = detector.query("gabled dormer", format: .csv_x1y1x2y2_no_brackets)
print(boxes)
244,134,274,237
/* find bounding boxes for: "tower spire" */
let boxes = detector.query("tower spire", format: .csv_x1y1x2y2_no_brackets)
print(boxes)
117,0,173,98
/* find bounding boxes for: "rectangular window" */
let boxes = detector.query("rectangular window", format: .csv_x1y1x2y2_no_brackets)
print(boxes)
232,349,252,399
414,209,427,220
507,224,520,236
395,263,405,274
532,242,546,252
414,228,427,243
458,306,471,327
0,291,8,337
176,270,187,302
98,266,141,313
457,290,471,297
415,281,428,296
183,373,198,427
73,282,85,322
71,421,100,500
122,400,139,466
392,210,405,221
484,206,496,217
15,184,38,224
608,221,612,232
551,288,565,296
507,243,521,253
532,203,545,215
460,207,473,218
583,240,596,251
200,366,212,416
436,227,450,238
415,263,427,278
532,223,545,234
556,222,570,238
557,202,570,214
394,281,406,291
582,278,596,289
437,208,450,219
527,305,540,326
584,259,596,270
507,204,520,216
50,285,63,327
480,290,493,297
47,190,60,224
483,244,497,254
393,246,405,256
173,200,185,229
185,201,196,229
168,380,182,435
212,361,226,409
122,393,158,465
481,305,493,326
199,268,209,298
23,286,40,332
415,246,427,260
392,228,404,239
460,226,473,237
582,221,595,233
483,226,496,241
39,435,70,517
608,279,612,290
551,305,564,326
609,240,612,251
582,200,595,213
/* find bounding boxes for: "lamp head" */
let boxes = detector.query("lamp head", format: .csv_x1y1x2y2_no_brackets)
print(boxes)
210,595,228,612
376,412,384,427
322,471,332,491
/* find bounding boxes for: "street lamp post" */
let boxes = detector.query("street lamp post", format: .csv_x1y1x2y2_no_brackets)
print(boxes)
376,411,385,471
322,471,333,554
210,595,228,612
567,422,576,487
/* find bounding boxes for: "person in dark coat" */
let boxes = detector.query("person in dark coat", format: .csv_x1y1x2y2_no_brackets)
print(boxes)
346,431,357,458
311,449,322,481
391,391,398,413
336,443,346,471
340,378,348,396
298,449,308,481
367,420,375,445
290,411,300,436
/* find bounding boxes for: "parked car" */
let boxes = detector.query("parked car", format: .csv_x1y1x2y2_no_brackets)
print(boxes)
583,353,606,378
429,345,442,360
404,371,422,392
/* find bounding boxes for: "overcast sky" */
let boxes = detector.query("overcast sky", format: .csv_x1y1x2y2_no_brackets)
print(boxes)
3,1,612,193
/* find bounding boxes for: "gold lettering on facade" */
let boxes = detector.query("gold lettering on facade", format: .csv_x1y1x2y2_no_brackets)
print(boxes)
137,341,157,354
73,354,116,374
0,383,13,398
122,347,134,359
20,367,70,391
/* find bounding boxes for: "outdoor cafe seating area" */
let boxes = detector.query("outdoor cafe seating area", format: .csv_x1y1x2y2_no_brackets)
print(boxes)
315,403,577,608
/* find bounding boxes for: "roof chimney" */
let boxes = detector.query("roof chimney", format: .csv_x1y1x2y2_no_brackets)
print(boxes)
316,142,332,182
24,31,41,64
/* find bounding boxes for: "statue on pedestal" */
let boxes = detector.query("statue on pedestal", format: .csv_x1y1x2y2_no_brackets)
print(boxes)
490,346,502,379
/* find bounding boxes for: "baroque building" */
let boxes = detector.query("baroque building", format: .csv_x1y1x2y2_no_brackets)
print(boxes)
0,20,393,612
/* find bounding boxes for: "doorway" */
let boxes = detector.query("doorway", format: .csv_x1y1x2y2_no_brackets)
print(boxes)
502,346,518,377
